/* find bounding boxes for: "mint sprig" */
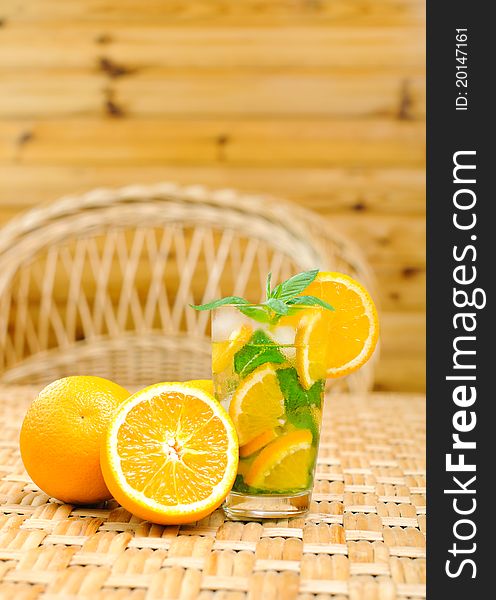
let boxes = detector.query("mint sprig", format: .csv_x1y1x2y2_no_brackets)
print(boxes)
190,269,334,325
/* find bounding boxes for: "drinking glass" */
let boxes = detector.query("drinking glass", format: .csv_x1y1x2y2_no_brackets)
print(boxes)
212,305,327,519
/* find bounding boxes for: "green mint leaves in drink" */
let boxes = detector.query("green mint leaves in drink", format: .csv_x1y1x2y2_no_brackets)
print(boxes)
190,269,334,325
286,407,320,442
276,367,324,412
276,367,324,442
233,330,285,378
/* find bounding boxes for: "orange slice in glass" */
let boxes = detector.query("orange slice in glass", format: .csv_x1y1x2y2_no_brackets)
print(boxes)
212,324,252,374
100,383,238,524
244,429,313,491
229,363,285,446
239,429,278,458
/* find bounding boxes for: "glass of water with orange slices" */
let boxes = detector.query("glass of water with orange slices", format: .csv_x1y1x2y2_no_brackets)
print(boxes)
193,270,379,519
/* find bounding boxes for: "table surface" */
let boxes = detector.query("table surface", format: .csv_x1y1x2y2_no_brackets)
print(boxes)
0,387,425,600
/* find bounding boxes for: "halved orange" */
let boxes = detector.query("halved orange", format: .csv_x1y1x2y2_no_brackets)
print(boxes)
182,379,214,395
212,324,252,374
229,363,285,446
294,272,379,384
101,383,238,524
244,429,313,491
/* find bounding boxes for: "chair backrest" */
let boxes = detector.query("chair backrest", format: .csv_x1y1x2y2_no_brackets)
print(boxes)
0,183,377,390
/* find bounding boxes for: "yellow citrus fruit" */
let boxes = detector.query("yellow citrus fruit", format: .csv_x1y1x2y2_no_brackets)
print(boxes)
293,272,379,383
212,324,252,374
20,376,130,504
180,379,214,395
245,429,313,491
295,310,329,389
239,429,278,458
229,363,285,446
100,382,238,525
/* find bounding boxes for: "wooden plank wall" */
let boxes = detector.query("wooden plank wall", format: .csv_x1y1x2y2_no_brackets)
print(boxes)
0,1,426,392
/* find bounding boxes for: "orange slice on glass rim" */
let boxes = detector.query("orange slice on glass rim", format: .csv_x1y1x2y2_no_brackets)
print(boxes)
100,383,238,524
293,272,379,386
295,310,329,389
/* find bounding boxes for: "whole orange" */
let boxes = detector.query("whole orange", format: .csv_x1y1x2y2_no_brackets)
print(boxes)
20,376,129,504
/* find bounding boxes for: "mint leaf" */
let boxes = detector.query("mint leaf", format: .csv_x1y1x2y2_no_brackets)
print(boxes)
233,474,251,493
287,295,334,311
287,407,320,442
277,367,309,412
233,473,289,495
190,296,250,311
271,283,283,299
276,269,319,301
285,306,309,317
277,367,324,412
234,329,285,378
307,379,325,409
237,305,273,324
265,298,290,315
266,272,272,299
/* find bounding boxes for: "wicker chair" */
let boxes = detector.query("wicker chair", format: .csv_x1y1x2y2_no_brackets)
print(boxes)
0,183,377,391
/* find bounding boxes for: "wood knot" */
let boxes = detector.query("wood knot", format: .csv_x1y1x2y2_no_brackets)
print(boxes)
304,0,323,10
17,130,34,146
216,134,230,161
402,266,420,278
103,89,125,118
98,56,134,78
95,33,112,45
352,201,366,212
397,79,414,121
217,134,229,146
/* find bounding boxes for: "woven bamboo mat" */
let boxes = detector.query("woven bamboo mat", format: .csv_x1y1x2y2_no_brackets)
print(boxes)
0,386,425,600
